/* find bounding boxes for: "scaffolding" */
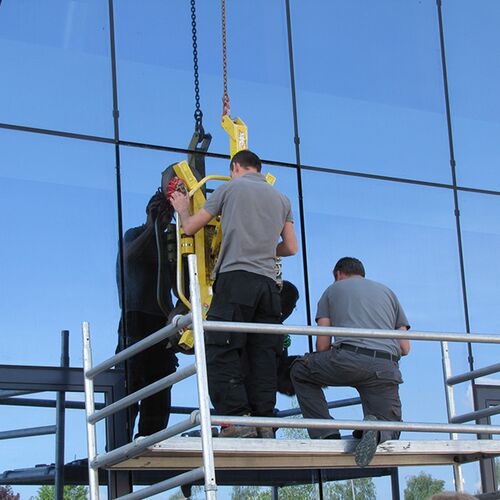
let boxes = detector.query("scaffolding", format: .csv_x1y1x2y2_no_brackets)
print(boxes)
82,254,500,499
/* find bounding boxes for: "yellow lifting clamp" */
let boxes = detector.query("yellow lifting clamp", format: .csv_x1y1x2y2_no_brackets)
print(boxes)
221,115,248,158
170,160,231,350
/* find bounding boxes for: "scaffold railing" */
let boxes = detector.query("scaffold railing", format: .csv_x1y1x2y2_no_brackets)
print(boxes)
82,254,500,500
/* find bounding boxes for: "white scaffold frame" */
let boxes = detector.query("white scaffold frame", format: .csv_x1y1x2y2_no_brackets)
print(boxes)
83,254,500,499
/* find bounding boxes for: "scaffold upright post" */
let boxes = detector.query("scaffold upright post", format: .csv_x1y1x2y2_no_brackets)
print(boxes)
441,341,464,492
187,254,217,499
82,321,100,500
55,330,69,500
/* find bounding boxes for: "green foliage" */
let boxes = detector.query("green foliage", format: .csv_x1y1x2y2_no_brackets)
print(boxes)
35,485,88,500
229,478,376,500
404,472,445,500
326,478,376,500
168,485,204,499
0,485,20,500
230,485,272,499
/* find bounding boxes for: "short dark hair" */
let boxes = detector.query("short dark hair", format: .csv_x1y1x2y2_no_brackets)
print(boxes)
333,257,365,278
230,150,262,172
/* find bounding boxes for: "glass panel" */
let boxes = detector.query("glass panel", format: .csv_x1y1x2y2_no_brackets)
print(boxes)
291,0,450,183
0,129,118,366
302,170,464,430
0,130,117,500
442,0,500,191
0,1,113,136
114,1,295,161
460,191,500,371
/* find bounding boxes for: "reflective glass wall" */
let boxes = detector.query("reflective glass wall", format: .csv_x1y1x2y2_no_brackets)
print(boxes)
1,0,499,497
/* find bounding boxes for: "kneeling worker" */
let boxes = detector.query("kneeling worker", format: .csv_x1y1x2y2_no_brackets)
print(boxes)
290,257,410,466
170,150,298,438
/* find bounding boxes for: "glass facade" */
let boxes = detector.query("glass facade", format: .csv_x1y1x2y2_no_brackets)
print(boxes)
1,1,499,497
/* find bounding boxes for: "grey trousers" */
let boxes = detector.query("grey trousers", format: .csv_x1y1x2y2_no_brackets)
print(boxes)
290,346,403,442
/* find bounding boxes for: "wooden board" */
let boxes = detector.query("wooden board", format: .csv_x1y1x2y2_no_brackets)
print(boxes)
108,438,500,470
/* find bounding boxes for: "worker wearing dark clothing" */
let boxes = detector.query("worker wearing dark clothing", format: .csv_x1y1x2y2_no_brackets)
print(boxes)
170,150,298,438
117,191,178,438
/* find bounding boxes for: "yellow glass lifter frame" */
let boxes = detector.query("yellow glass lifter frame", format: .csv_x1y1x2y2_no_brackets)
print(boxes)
173,116,278,350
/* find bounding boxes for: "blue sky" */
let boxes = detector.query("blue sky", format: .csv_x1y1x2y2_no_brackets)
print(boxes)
1,0,500,498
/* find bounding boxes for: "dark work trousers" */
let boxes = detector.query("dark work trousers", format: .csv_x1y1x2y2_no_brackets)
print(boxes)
205,271,283,417
118,311,178,437
290,346,403,442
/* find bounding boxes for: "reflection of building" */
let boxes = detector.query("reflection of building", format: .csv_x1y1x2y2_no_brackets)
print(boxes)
0,1,499,498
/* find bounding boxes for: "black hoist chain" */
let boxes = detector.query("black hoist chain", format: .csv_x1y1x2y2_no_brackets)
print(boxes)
190,0,204,136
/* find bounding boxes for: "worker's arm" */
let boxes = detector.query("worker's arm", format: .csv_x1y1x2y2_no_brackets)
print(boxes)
276,221,298,257
124,196,163,260
398,326,410,356
170,191,213,236
316,317,332,352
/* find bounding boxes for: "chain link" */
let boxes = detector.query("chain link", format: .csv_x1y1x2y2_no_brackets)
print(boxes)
221,0,230,114
190,0,203,133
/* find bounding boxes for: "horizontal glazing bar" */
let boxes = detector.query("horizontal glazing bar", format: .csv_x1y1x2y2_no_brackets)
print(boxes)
210,415,500,435
91,413,199,469
0,425,56,440
451,405,500,424
88,364,196,424
86,314,192,379
0,390,40,398
0,397,104,410
204,321,500,344
117,467,205,500
447,362,500,385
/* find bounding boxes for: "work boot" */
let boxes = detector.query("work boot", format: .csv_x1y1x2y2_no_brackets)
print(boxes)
257,426,275,439
354,415,379,467
181,427,219,438
219,425,258,438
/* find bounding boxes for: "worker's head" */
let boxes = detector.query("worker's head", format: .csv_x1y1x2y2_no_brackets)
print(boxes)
146,189,173,226
230,150,262,178
333,257,365,281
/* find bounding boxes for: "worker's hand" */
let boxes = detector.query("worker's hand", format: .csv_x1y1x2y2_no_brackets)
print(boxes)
170,191,190,215
145,196,163,227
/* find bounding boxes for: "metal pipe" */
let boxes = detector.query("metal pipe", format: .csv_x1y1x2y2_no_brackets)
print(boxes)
276,397,361,418
188,254,217,499
82,322,100,500
88,364,196,424
55,330,69,500
0,390,41,398
86,313,192,379
91,414,199,469
204,321,500,344
210,415,500,435
116,467,205,500
447,362,500,386
441,341,464,491
451,405,500,424
0,425,56,440
0,398,104,410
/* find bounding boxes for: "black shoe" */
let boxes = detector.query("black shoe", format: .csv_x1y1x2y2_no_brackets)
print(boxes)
355,415,379,467
311,432,341,440
321,432,341,440
181,427,219,438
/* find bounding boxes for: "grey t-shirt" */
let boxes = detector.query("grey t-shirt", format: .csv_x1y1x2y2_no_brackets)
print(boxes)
203,172,293,280
315,276,410,356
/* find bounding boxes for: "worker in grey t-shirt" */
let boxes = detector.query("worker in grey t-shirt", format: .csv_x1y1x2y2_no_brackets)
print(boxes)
290,257,410,467
170,150,298,438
